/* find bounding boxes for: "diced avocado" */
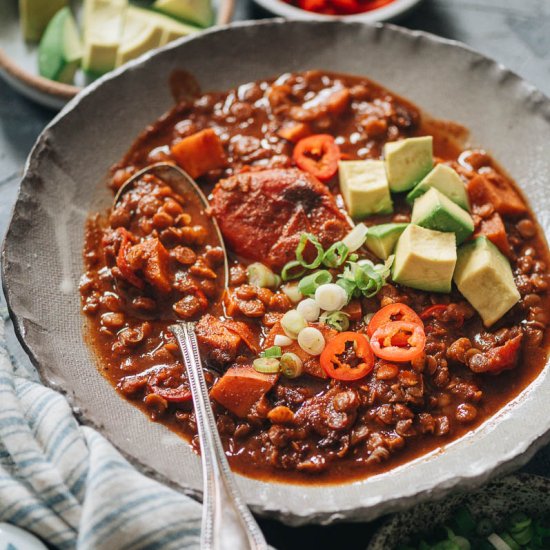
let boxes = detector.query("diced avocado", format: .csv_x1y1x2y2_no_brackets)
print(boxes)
82,0,127,76
384,136,433,192
38,7,82,84
454,236,520,327
406,164,470,211
339,160,393,219
365,223,408,260
154,0,213,28
19,0,68,42
126,7,199,47
392,224,456,293
411,187,474,244
115,9,163,67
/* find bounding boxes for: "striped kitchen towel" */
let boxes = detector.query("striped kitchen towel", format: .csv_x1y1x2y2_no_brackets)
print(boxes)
0,313,202,550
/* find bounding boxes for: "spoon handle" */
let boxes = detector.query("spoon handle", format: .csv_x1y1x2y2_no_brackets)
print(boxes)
170,323,268,550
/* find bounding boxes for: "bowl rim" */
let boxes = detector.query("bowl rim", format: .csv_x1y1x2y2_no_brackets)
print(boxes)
0,0,236,103
252,0,423,22
2,18,550,525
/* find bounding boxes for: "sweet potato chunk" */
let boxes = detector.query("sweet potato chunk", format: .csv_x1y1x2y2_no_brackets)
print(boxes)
211,169,350,270
277,122,311,143
196,314,242,366
125,238,172,293
467,173,526,216
475,212,511,256
210,365,277,418
171,128,227,179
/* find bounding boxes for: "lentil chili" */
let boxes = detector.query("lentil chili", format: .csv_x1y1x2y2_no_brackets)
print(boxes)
80,70,550,483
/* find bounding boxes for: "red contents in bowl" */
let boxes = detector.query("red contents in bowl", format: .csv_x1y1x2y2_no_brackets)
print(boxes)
285,0,395,16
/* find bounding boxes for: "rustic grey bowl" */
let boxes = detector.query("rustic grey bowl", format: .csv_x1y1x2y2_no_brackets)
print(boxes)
2,20,550,525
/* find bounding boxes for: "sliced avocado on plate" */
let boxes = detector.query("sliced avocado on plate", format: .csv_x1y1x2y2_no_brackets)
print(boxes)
406,163,470,211
38,7,82,84
454,236,520,327
411,187,474,244
339,160,393,219
392,224,457,293
384,136,433,193
365,223,408,260
19,0,68,42
154,0,213,28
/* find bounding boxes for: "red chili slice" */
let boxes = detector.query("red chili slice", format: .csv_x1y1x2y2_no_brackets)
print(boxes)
419,304,448,320
148,368,192,403
320,331,374,381
370,321,426,362
293,134,340,182
367,303,423,338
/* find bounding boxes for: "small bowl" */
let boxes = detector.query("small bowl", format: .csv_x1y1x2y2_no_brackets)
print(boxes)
252,0,423,22
368,474,550,549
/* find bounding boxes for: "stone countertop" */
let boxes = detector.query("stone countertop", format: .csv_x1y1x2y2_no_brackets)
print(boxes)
1,0,549,547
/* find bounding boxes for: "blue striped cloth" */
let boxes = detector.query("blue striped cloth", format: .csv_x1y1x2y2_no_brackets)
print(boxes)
0,312,202,549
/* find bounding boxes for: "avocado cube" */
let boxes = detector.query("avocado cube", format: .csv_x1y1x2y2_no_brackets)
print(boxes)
406,164,470,211
19,0,68,42
366,223,408,260
338,160,393,219
393,224,456,293
384,136,433,192
454,237,520,326
411,187,474,244
154,0,214,28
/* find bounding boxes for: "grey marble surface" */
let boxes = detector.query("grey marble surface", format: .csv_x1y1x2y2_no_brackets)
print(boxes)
1,0,549,547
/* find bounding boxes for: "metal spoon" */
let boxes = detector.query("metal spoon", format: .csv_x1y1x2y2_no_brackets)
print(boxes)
116,163,266,549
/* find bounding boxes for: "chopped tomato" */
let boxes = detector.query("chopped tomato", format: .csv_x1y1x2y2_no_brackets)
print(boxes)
116,228,145,289
468,334,523,374
320,332,374,381
370,321,426,362
293,134,340,182
420,304,448,321
367,303,423,338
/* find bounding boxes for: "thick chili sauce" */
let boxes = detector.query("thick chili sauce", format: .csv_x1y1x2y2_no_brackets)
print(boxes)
80,70,550,484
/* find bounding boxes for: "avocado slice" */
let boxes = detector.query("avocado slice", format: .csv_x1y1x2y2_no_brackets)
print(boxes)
365,223,408,260
339,160,393,219
19,0,68,42
154,0,213,28
82,0,127,76
115,9,163,67
392,224,456,293
406,164,470,211
38,7,82,84
411,187,474,244
454,236,520,326
384,136,433,193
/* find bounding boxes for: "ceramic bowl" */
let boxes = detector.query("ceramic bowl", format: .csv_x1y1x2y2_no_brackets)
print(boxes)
2,20,550,525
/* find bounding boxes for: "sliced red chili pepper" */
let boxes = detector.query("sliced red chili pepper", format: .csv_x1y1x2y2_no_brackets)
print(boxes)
148,368,192,403
367,303,423,338
419,304,448,320
293,134,340,182
320,331,374,381
370,321,426,362
468,334,523,374
115,228,145,289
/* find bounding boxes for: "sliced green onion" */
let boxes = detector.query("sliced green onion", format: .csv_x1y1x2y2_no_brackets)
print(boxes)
281,282,303,303
298,270,332,296
487,533,513,550
322,241,349,268
297,326,325,356
363,312,375,326
296,298,321,322
274,334,293,347
508,512,531,534
336,278,358,300
263,345,282,358
280,352,303,378
314,283,348,311
349,253,359,262
319,310,350,332
281,309,307,339
281,260,306,282
295,233,324,269
253,357,280,374
342,223,368,252
247,262,279,289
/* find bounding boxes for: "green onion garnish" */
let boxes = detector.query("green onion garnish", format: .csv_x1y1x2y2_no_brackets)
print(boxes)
253,357,280,374
262,345,282,358
298,270,333,296
322,241,349,268
247,262,280,289
280,352,303,378
319,311,350,332
281,260,306,282
296,233,324,269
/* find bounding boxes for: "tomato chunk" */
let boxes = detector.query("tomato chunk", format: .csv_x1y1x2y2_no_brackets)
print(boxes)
293,134,340,182
367,303,423,338
370,321,426,362
419,304,448,321
468,334,523,374
320,332,374,381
